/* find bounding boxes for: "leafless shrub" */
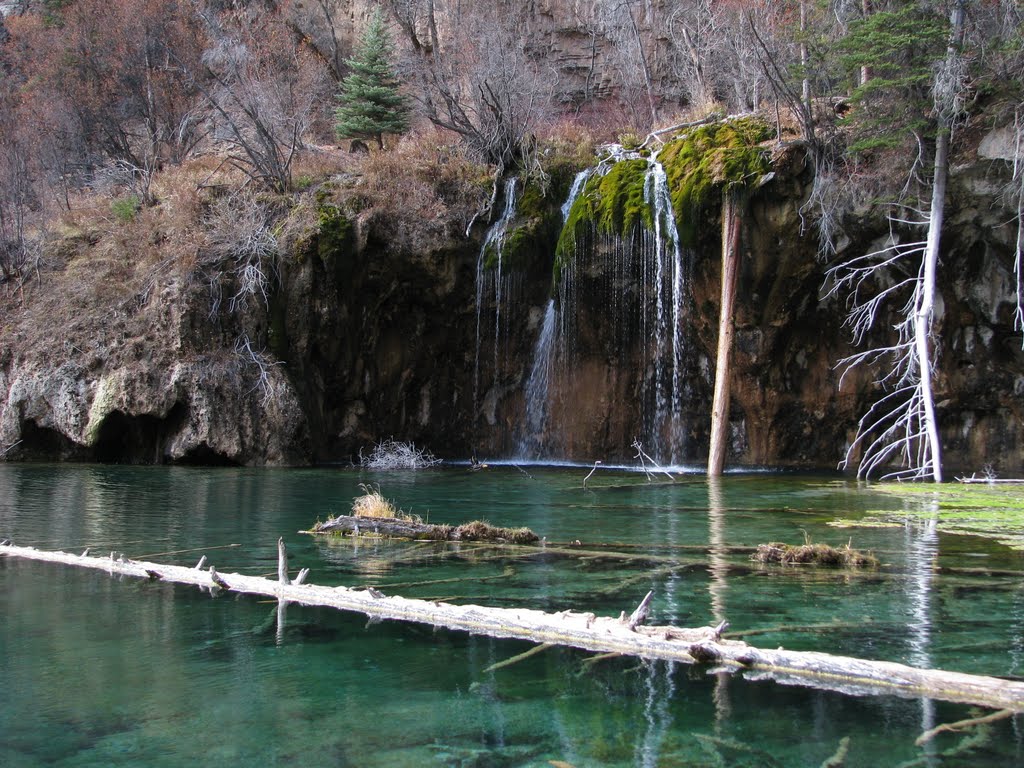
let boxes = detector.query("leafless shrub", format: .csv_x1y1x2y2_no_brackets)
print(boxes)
360,438,441,469
195,11,324,192
204,194,278,312
233,332,283,406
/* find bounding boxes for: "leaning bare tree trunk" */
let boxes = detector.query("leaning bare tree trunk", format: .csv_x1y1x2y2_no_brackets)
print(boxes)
708,191,742,476
915,0,966,483
916,172,945,483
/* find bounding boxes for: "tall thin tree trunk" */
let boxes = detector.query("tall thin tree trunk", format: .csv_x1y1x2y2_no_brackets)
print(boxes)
860,0,873,86
916,0,966,482
799,0,811,116
708,191,742,476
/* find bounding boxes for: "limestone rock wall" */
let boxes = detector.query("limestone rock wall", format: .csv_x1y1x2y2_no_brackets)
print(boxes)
2,132,1023,473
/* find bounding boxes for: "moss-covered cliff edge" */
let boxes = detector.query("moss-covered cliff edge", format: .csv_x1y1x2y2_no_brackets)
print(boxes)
0,126,1021,473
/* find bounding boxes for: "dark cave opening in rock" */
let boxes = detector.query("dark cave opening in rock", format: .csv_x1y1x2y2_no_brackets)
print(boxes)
14,419,87,461
92,403,189,464
173,443,238,467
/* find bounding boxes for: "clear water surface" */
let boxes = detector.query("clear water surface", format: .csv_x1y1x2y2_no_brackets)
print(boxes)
1,464,1022,767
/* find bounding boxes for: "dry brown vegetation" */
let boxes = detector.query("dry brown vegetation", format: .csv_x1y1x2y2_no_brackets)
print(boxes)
342,130,491,253
351,484,411,520
752,541,879,568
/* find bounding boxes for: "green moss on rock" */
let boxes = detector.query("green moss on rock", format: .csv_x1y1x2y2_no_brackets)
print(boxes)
659,117,773,247
554,158,651,267
554,117,773,281
316,202,353,263
483,175,566,273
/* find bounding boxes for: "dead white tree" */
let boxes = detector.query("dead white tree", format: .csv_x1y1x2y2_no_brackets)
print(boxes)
828,2,967,482
1012,106,1024,342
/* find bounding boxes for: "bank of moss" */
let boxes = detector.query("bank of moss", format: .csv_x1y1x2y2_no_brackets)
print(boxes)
483,173,571,273
555,157,651,272
659,117,773,247
554,116,773,279
315,199,353,263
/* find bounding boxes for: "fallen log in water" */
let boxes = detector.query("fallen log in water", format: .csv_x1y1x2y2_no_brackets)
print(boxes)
2,539,1022,712
307,514,539,544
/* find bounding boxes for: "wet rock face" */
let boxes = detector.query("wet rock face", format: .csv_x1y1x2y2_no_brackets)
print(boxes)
459,141,1024,473
0,268,312,466
2,135,1023,472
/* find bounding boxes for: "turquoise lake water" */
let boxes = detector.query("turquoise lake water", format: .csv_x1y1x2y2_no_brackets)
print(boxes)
1,464,1022,766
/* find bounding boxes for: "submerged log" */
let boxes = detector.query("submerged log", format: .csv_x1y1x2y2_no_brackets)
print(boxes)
307,514,539,544
2,540,1022,712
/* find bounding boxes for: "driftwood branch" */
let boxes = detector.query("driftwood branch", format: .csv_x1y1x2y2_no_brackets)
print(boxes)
307,514,538,544
641,112,724,148
627,590,653,630
2,541,1023,712
483,642,554,674
915,708,1015,745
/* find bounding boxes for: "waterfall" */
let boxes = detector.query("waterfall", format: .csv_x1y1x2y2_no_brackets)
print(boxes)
561,168,593,221
474,178,520,426
516,170,591,460
644,150,686,459
516,300,557,458
552,147,690,465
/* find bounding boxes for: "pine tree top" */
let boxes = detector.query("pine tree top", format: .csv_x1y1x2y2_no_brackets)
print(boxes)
335,9,410,148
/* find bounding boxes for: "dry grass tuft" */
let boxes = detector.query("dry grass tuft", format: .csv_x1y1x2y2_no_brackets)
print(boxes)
351,483,401,518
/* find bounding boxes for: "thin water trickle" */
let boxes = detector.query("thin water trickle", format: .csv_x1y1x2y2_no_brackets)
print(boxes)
517,299,557,458
644,149,686,460
517,171,593,461
473,178,519,426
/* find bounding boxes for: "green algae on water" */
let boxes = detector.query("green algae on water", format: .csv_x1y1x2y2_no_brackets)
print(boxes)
829,483,1024,550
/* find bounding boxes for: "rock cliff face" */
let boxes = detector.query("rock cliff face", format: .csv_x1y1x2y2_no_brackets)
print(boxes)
1,130,1022,473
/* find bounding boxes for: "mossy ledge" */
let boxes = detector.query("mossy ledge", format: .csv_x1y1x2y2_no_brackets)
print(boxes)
483,168,581,273
554,116,774,280
659,116,773,247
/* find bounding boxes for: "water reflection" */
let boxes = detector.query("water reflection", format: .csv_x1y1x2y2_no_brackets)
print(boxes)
707,477,732,727
903,496,941,765
2,465,1024,766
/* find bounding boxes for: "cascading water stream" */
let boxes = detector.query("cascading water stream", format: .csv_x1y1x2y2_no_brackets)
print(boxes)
516,169,592,459
551,147,690,464
473,178,519,425
516,299,557,458
643,150,686,460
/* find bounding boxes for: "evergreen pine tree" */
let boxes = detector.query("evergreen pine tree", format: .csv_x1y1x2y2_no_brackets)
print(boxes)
335,10,409,150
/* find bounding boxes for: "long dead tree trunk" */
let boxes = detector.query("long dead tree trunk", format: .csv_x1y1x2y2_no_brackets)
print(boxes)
3,539,1023,712
708,190,742,476
914,0,966,482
